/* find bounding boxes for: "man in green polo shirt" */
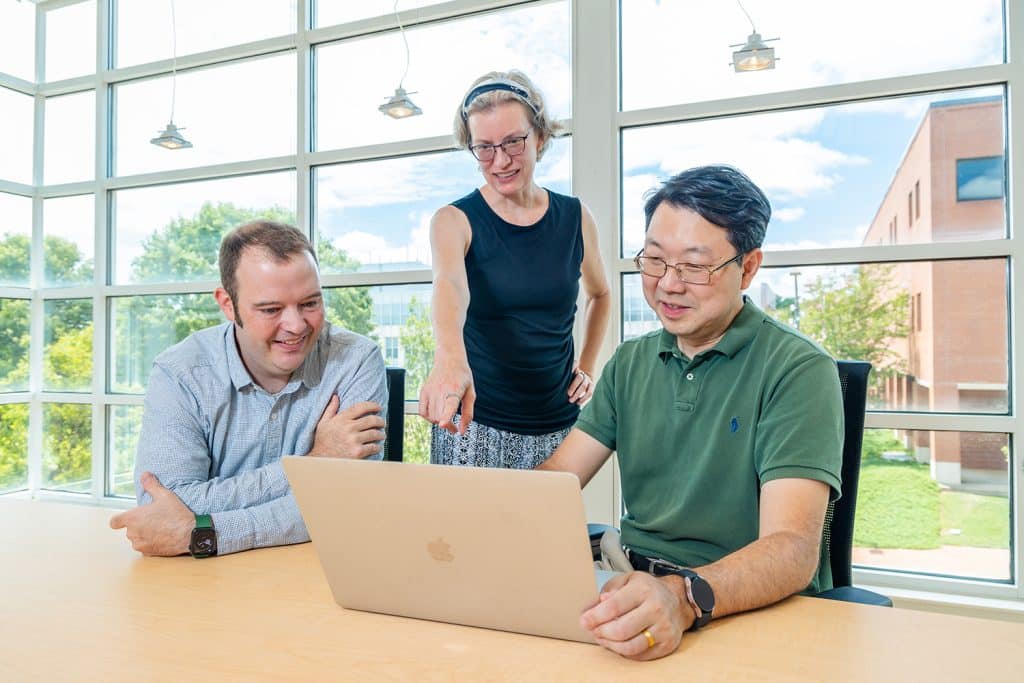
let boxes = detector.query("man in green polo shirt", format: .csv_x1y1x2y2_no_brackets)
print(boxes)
539,164,843,661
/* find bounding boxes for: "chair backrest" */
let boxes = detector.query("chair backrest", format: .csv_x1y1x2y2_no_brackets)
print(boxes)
383,367,405,463
823,360,872,588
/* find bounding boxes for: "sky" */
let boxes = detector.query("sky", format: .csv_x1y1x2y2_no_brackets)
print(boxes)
0,0,1007,298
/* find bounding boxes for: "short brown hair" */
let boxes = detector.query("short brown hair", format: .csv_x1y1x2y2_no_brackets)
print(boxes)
453,70,563,160
218,221,318,308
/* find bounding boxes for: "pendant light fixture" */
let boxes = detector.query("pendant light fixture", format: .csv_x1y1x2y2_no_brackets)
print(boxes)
379,1,422,119
730,0,779,72
151,0,192,148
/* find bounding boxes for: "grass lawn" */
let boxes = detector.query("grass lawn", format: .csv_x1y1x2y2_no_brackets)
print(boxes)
853,460,1009,550
940,490,1009,548
854,461,941,549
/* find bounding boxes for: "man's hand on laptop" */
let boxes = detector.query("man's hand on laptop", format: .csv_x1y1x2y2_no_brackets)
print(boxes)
109,471,194,556
579,571,691,660
307,396,386,459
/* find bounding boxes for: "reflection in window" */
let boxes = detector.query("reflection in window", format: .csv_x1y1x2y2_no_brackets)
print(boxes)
0,299,29,392
314,139,572,274
0,88,34,184
0,404,29,493
44,0,96,82
44,91,96,185
621,0,1003,111
42,402,92,493
108,406,143,497
114,53,296,176
315,1,570,151
957,156,1004,201
111,172,296,284
621,87,1005,256
110,294,222,393
44,194,95,287
116,0,295,68
43,299,93,393
853,429,1010,582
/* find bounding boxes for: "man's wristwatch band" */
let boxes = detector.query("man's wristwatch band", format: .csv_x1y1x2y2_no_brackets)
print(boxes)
189,513,217,558
673,568,714,630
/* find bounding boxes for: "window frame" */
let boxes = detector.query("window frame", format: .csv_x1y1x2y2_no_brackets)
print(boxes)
0,0,1019,608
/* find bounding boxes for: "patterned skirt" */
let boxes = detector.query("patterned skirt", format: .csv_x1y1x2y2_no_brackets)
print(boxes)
430,415,571,469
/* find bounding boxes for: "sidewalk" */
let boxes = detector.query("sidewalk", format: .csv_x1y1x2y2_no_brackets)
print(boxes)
853,545,1010,580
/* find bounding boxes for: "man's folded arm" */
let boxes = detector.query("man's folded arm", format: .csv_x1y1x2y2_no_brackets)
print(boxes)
333,342,389,460
135,365,305,553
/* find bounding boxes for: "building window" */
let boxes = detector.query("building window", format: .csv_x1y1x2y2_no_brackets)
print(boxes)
908,191,914,227
915,180,921,218
956,156,1004,201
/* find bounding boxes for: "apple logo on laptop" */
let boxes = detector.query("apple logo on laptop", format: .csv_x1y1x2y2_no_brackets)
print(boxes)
427,537,454,562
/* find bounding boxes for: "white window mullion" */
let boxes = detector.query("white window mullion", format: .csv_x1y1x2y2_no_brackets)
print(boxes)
90,0,112,501
296,0,312,238
572,0,619,528
1002,0,1024,600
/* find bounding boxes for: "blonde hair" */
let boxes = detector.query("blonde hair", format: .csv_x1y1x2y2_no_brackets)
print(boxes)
453,70,563,160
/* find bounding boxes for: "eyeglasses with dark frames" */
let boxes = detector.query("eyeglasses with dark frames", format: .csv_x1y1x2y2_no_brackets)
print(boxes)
469,131,530,162
634,250,746,285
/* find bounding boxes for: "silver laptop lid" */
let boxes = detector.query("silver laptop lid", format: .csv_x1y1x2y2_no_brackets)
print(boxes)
283,457,600,643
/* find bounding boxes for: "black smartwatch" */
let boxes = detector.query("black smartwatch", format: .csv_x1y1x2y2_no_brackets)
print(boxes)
672,568,714,630
189,514,217,558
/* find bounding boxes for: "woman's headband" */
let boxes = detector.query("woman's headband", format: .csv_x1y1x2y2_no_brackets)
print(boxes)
460,79,540,121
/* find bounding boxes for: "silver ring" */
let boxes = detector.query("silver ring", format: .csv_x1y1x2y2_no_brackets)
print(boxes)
577,370,590,382
443,392,461,401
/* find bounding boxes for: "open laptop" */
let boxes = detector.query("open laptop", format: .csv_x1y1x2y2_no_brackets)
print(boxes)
282,456,613,643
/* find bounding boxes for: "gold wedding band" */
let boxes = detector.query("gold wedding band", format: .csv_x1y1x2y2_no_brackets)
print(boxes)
642,629,656,649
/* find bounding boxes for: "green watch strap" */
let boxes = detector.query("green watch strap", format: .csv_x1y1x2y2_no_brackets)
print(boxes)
195,513,214,530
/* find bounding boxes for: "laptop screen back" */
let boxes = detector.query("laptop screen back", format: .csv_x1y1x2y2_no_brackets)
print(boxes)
282,457,600,643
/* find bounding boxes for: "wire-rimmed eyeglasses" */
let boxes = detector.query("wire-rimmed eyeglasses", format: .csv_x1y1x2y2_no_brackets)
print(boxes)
634,250,745,285
469,131,530,162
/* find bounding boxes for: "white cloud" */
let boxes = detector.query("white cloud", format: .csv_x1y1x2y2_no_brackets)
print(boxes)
773,207,805,222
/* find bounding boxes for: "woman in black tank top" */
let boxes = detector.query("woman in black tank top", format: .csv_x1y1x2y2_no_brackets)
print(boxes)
418,70,610,469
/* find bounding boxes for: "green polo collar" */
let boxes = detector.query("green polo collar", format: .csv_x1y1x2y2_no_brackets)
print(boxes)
657,296,765,364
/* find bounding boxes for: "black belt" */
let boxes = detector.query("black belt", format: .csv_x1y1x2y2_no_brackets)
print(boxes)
626,549,688,576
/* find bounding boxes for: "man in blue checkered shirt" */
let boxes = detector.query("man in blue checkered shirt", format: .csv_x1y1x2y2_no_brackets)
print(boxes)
110,221,387,557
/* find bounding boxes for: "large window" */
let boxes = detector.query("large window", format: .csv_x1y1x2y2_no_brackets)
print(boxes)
2,0,1021,607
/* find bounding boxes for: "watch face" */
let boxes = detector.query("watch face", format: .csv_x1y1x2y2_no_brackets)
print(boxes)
690,576,715,612
190,528,217,557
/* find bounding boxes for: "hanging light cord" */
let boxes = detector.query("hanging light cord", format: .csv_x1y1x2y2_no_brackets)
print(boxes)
170,0,178,122
736,0,757,33
393,0,411,89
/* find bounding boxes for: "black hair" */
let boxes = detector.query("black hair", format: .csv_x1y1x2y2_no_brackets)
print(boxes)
643,165,771,253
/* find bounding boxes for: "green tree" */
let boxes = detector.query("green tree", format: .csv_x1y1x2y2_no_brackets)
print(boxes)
1,233,93,490
0,204,375,491
398,296,435,464
131,201,373,339
797,264,910,397
0,233,91,381
0,404,28,492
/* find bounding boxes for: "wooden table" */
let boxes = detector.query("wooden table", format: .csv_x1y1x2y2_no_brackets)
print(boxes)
1,499,1022,681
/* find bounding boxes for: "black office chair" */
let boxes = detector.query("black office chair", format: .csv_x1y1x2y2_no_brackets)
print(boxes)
814,360,892,606
587,360,892,606
383,367,405,463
